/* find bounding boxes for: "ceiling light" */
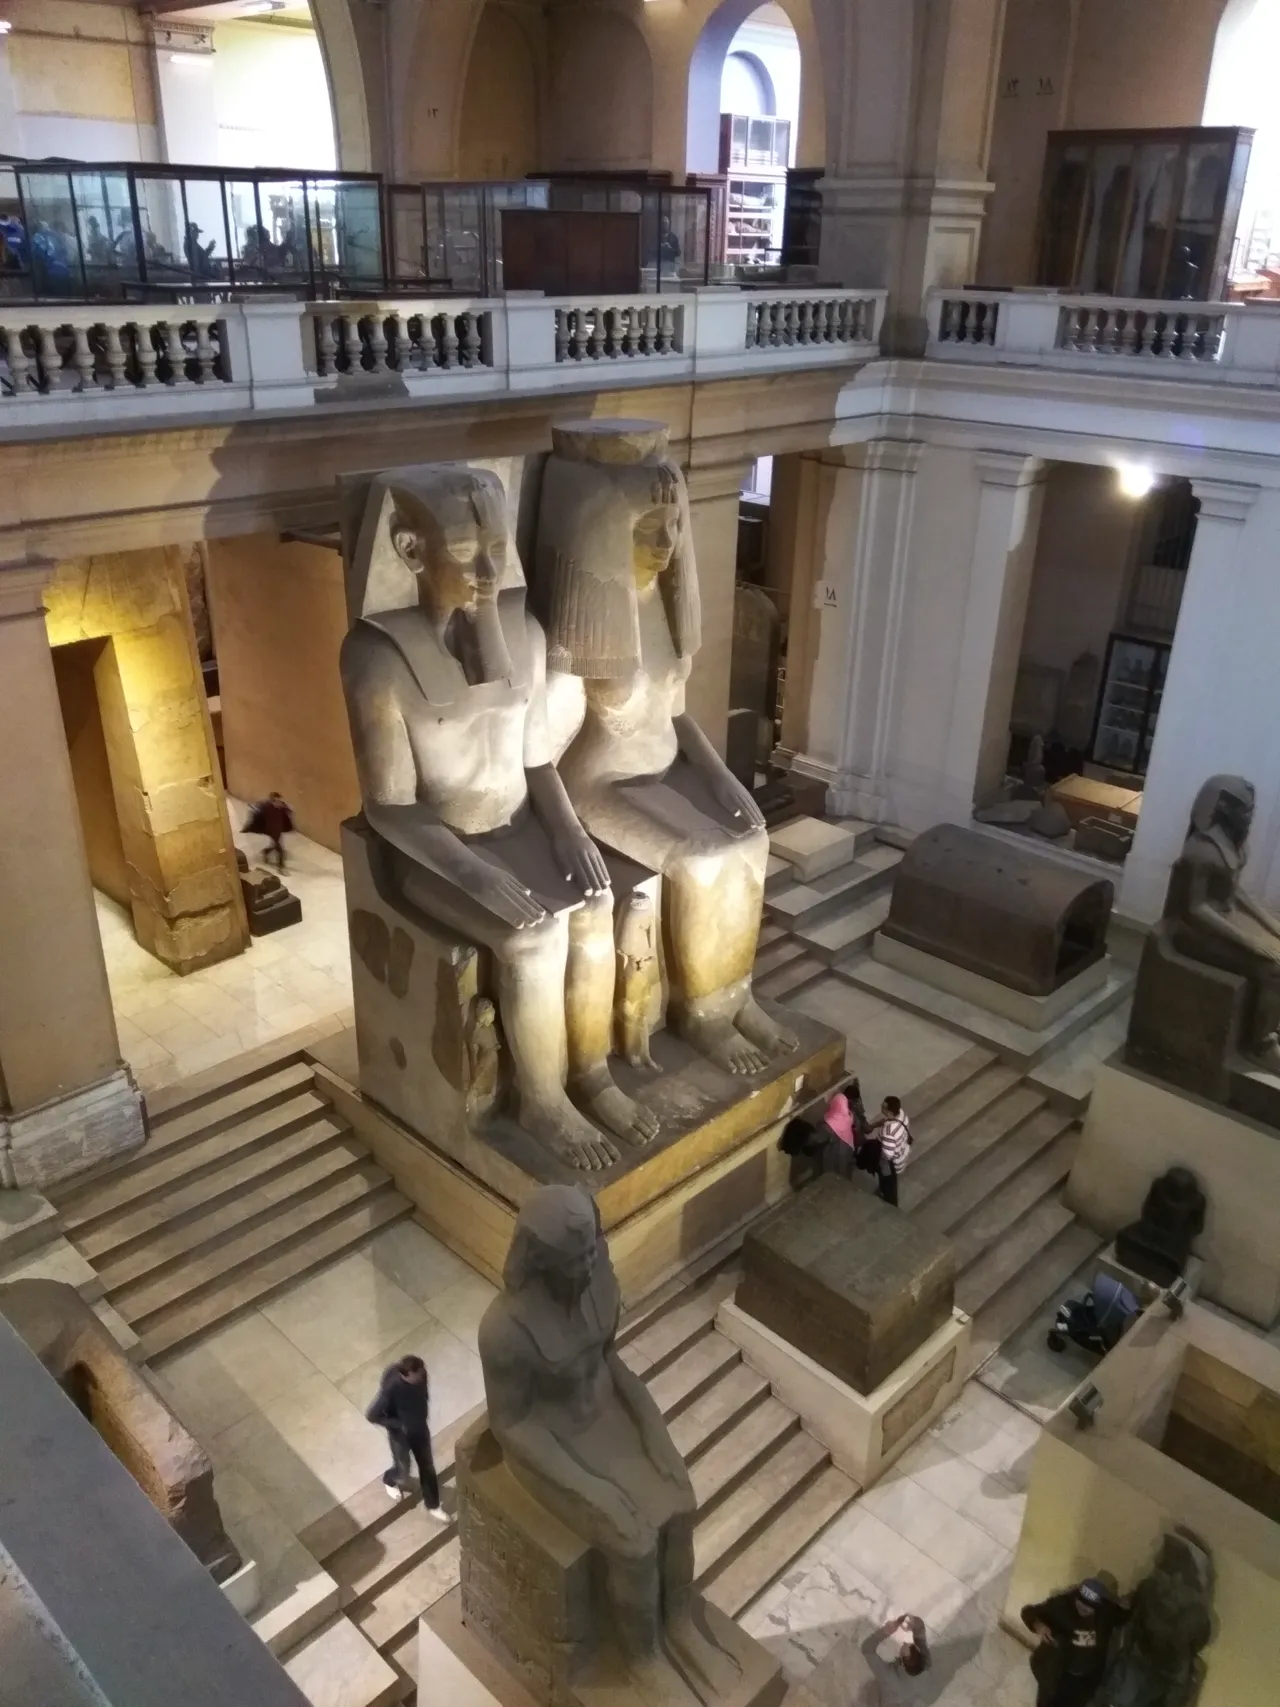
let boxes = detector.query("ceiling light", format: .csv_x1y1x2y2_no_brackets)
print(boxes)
0,19,13,33
241,0,284,12
1116,463,1157,500
169,50,211,66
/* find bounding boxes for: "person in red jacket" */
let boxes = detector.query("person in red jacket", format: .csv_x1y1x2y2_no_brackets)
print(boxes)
245,792,294,871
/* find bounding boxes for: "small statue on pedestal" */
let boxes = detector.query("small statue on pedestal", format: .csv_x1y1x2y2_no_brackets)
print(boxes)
1115,1167,1206,1289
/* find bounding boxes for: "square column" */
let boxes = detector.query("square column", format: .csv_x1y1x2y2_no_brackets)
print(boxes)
0,560,144,1190
790,441,924,820
936,451,1046,822
685,458,752,755
1122,480,1264,923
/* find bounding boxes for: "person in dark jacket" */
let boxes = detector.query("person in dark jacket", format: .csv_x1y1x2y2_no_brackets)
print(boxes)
366,1354,446,1517
245,792,294,870
1021,1577,1128,1707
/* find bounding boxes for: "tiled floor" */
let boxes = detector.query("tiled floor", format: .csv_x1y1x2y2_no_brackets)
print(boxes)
149,1221,494,1540
97,802,354,1094
786,973,975,1108
746,1383,1042,1706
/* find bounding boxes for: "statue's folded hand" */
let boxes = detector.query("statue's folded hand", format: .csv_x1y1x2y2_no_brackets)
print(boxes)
711,769,766,831
554,827,611,897
595,1485,648,1552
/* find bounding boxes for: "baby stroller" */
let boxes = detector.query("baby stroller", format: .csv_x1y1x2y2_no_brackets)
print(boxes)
1046,1272,1141,1358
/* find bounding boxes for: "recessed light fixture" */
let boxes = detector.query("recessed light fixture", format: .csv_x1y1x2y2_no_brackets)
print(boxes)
1116,462,1157,500
241,0,284,12
0,19,13,34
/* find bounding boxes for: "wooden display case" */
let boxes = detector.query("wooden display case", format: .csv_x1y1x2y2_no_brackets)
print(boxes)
720,113,791,267
1033,126,1253,301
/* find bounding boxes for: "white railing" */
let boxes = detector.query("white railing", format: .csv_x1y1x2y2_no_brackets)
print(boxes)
0,286,886,427
926,287,1280,385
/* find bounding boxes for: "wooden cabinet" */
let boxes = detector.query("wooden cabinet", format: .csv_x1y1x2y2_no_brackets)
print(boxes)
720,113,790,267
1034,127,1253,300
499,210,640,296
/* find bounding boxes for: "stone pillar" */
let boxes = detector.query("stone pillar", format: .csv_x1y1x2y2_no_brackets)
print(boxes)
685,459,751,755
0,559,144,1191
43,549,249,975
790,441,924,821
936,451,1046,820
1122,480,1262,924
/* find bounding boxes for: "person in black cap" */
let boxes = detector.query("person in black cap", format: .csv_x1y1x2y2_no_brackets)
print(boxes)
1020,1576,1128,1707
366,1353,447,1518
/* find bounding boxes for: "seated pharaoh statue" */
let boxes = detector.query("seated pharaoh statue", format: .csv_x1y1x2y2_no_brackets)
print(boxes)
535,419,797,1076
339,465,658,1171
460,1185,771,1706
1128,773,1280,1105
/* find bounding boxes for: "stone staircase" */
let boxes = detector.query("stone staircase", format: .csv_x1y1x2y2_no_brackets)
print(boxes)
46,1046,412,1362
755,822,903,1003
295,1263,858,1699
892,1046,1103,1375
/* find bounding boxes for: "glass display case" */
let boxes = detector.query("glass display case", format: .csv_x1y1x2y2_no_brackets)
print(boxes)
1089,634,1172,776
1034,127,1254,300
0,158,388,301
720,113,791,267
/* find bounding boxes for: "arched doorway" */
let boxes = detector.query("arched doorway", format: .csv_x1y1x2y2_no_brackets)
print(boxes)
686,0,819,177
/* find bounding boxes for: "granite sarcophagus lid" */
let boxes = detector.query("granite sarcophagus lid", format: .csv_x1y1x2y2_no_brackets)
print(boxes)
736,1177,956,1394
881,823,1114,997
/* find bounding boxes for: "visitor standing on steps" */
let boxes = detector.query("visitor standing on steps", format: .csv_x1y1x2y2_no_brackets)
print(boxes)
867,1095,912,1206
366,1354,447,1518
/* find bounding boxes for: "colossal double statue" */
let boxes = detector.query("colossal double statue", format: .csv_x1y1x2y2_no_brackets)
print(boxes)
538,419,797,1077
340,464,655,1170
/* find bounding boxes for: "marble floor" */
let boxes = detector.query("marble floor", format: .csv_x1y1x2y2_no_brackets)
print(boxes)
97,801,354,1095
747,1382,1041,1706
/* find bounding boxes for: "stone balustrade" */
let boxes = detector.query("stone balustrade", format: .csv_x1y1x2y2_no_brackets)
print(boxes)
926,287,1280,384
0,286,885,429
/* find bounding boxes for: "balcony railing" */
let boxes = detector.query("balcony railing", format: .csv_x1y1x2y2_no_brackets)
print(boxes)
0,287,886,427
926,288,1280,385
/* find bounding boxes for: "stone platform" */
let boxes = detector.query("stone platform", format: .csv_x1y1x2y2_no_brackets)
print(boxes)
872,932,1108,1031
1066,1058,1280,1328
317,1012,843,1304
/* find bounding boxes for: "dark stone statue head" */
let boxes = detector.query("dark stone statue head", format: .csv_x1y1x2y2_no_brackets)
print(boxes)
503,1184,601,1305
1187,775,1255,853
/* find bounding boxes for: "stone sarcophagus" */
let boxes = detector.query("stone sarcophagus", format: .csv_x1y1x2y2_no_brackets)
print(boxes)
736,1177,956,1394
881,823,1114,997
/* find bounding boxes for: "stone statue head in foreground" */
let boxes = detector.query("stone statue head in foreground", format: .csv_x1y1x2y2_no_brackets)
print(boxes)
470,1184,754,1704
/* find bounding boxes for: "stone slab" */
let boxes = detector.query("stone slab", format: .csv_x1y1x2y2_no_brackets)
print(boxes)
717,1297,969,1487
0,1191,57,1262
839,954,1134,1069
873,931,1109,1030
1096,1242,1204,1311
418,1617,505,1707
769,816,860,883
283,1615,400,1707
0,1234,105,1301
1066,1059,1280,1328
736,1176,955,1394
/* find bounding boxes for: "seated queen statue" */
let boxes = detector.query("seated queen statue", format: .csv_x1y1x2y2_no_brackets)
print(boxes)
534,420,797,1077
339,464,659,1172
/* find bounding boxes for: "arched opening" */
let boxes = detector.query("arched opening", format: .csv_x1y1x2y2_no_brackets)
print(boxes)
458,2,541,180
547,9,653,171
721,51,776,120
1203,0,1280,284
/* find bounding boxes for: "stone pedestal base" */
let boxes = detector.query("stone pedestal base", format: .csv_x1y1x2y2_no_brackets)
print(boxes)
872,932,1108,1031
1096,1243,1204,1311
1066,1060,1280,1328
457,1424,785,1707
1,1067,145,1191
716,1298,970,1488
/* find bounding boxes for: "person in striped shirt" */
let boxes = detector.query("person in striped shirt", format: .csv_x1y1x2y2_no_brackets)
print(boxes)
867,1095,912,1206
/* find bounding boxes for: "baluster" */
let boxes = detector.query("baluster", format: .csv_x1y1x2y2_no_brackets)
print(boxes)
939,298,957,342
657,303,675,355
403,315,425,370
599,308,616,358
195,320,216,382
640,304,657,355
384,312,403,372
786,301,801,345
103,322,127,388
460,312,480,368
367,314,388,373
1148,312,1170,358
847,299,863,342
793,300,810,345
3,324,33,393
70,324,96,391
812,300,830,344
426,315,445,368
753,301,768,347
134,323,158,387
440,312,459,368
572,307,590,360
341,316,363,374
164,321,189,384
554,308,569,362
744,302,758,349
315,313,337,376
622,306,639,357
38,326,61,391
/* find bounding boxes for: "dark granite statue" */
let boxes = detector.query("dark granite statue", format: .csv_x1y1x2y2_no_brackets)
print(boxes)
1114,1168,1207,1288
475,1185,744,1705
1128,775,1280,1107
1097,1530,1213,1707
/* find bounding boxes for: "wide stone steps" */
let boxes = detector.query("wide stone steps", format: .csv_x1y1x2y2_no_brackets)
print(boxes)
52,1045,412,1361
763,845,903,933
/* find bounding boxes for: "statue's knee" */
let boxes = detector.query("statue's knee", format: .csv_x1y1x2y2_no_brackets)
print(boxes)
497,911,563,965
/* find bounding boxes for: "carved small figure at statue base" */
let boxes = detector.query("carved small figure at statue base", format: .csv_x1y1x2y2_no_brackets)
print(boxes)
460,1185,782,1706
617,890,660,1070
1127,775,1280,1115
1114,1168,1207,1289
1098,1529,1214,1707
464,996,500,1118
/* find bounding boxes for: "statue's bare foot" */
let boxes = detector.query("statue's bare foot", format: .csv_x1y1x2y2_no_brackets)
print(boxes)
574,1074,661,1147
734,996,799,1058
666,1609,742,1702
678,1013,768,1076
523,1102,620,1171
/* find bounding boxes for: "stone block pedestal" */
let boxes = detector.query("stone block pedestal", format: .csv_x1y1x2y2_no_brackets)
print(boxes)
1067,1059,1280,1328
717,1297,970,1487
873,932,1108,1031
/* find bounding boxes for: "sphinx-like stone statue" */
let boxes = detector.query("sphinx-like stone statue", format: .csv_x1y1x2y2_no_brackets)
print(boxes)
1099,1529,1213,1707
535,419,797,1077
466,1185,752,1705
1128,774,1280,1104
340,465,658,1170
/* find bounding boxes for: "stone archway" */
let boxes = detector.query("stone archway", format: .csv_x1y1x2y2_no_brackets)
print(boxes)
684,0,824,174
457,1,542,180
309,0,375,172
